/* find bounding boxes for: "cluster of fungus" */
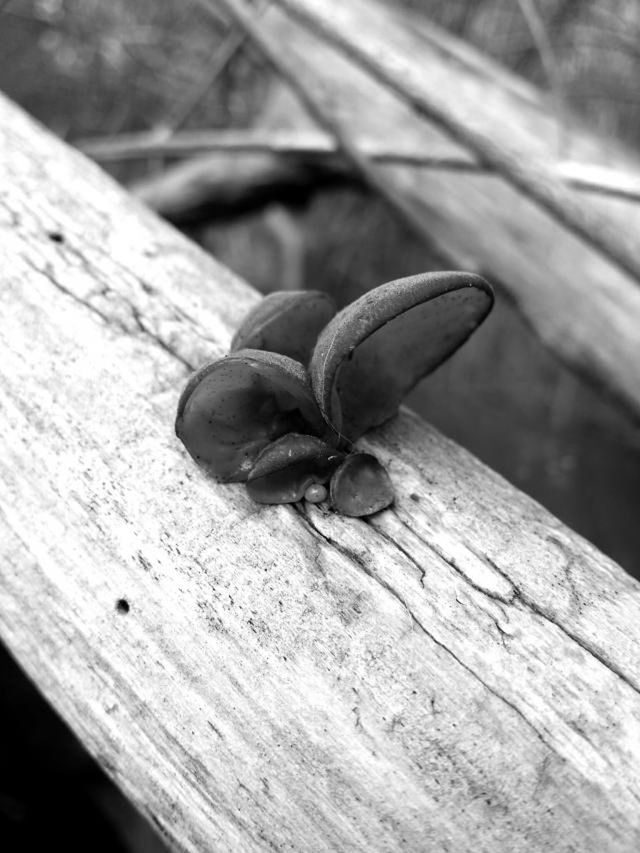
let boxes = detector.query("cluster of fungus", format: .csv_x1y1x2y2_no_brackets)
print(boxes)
175,271,493,517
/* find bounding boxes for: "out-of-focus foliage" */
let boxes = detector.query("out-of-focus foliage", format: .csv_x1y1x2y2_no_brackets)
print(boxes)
4,0,640,143
400,0,640,144
0,0,267,157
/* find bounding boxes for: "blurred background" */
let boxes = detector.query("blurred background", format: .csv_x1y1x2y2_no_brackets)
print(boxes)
1,0,639,849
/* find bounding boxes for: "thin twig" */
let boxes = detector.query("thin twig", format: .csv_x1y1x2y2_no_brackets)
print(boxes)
516,0,567,157
190,0,454,266
75,127,484,165
270,0,640,286
77,127,640,203
160,27,248,134
164,0,271,134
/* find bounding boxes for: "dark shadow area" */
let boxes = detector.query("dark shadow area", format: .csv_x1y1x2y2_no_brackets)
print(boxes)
0,641,167,853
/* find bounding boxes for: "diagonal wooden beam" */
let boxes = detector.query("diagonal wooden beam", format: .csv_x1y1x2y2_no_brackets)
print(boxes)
269,0,640,285
1,92,640,852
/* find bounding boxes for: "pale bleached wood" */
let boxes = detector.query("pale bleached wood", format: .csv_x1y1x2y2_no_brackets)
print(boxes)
211,0,640,421
1,93,640,852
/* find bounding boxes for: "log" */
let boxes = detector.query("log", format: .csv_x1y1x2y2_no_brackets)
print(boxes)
130,147,353,227
187,0,640,420
2,92,640,852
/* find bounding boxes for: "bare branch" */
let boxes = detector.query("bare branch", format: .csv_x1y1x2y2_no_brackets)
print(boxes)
159,27,248,135
78,127,640,203
76,127,476,164
270,0,640,286
516,0,567,155
191,0,453,265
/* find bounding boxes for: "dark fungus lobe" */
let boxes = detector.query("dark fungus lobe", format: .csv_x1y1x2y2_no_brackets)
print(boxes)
330,453,394,517
247,433,344,504
230,290,336,366
176,270,494,515
310,271,493,441
175,349,327,483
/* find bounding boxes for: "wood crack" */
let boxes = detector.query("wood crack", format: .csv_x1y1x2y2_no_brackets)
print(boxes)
391,511,516,606
384,507,640,698
24,254,195,372
467,549,640,698
295,505,563,759
129,303,195,370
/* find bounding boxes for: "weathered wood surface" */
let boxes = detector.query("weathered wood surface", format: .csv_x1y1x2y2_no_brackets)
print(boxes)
2,93,640,852
156,0,640,420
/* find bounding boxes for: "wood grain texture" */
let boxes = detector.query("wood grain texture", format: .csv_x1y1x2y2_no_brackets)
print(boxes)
238,0,640,420
1,93,640,852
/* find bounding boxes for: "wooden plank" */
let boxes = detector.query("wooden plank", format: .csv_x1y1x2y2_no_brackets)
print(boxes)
1,92,640,852
215,0,640,420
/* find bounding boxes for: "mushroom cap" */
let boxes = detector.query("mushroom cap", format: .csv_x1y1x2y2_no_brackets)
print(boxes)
329,453,394,517
246,433,343,504
231,290,336,366
175,349,327,482
310,271,493,441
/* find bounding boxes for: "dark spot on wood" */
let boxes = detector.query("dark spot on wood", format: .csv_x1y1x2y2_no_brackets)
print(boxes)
410,493,420,503
208,720,223,739
116,598,130,614
48,231,64,243
149,813,171,840
137,551,152,572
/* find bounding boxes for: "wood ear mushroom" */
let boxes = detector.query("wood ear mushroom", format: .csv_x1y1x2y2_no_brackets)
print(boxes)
176,273,493,516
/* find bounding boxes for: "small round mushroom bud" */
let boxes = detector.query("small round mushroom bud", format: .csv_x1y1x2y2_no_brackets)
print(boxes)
330,453,394,516
304,483,327,504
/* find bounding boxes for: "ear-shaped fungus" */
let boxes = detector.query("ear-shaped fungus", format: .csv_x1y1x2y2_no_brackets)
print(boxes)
330,453,394,517
246,433,344,504
231,290,336,365
175,349,327,482
310,272,493,441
